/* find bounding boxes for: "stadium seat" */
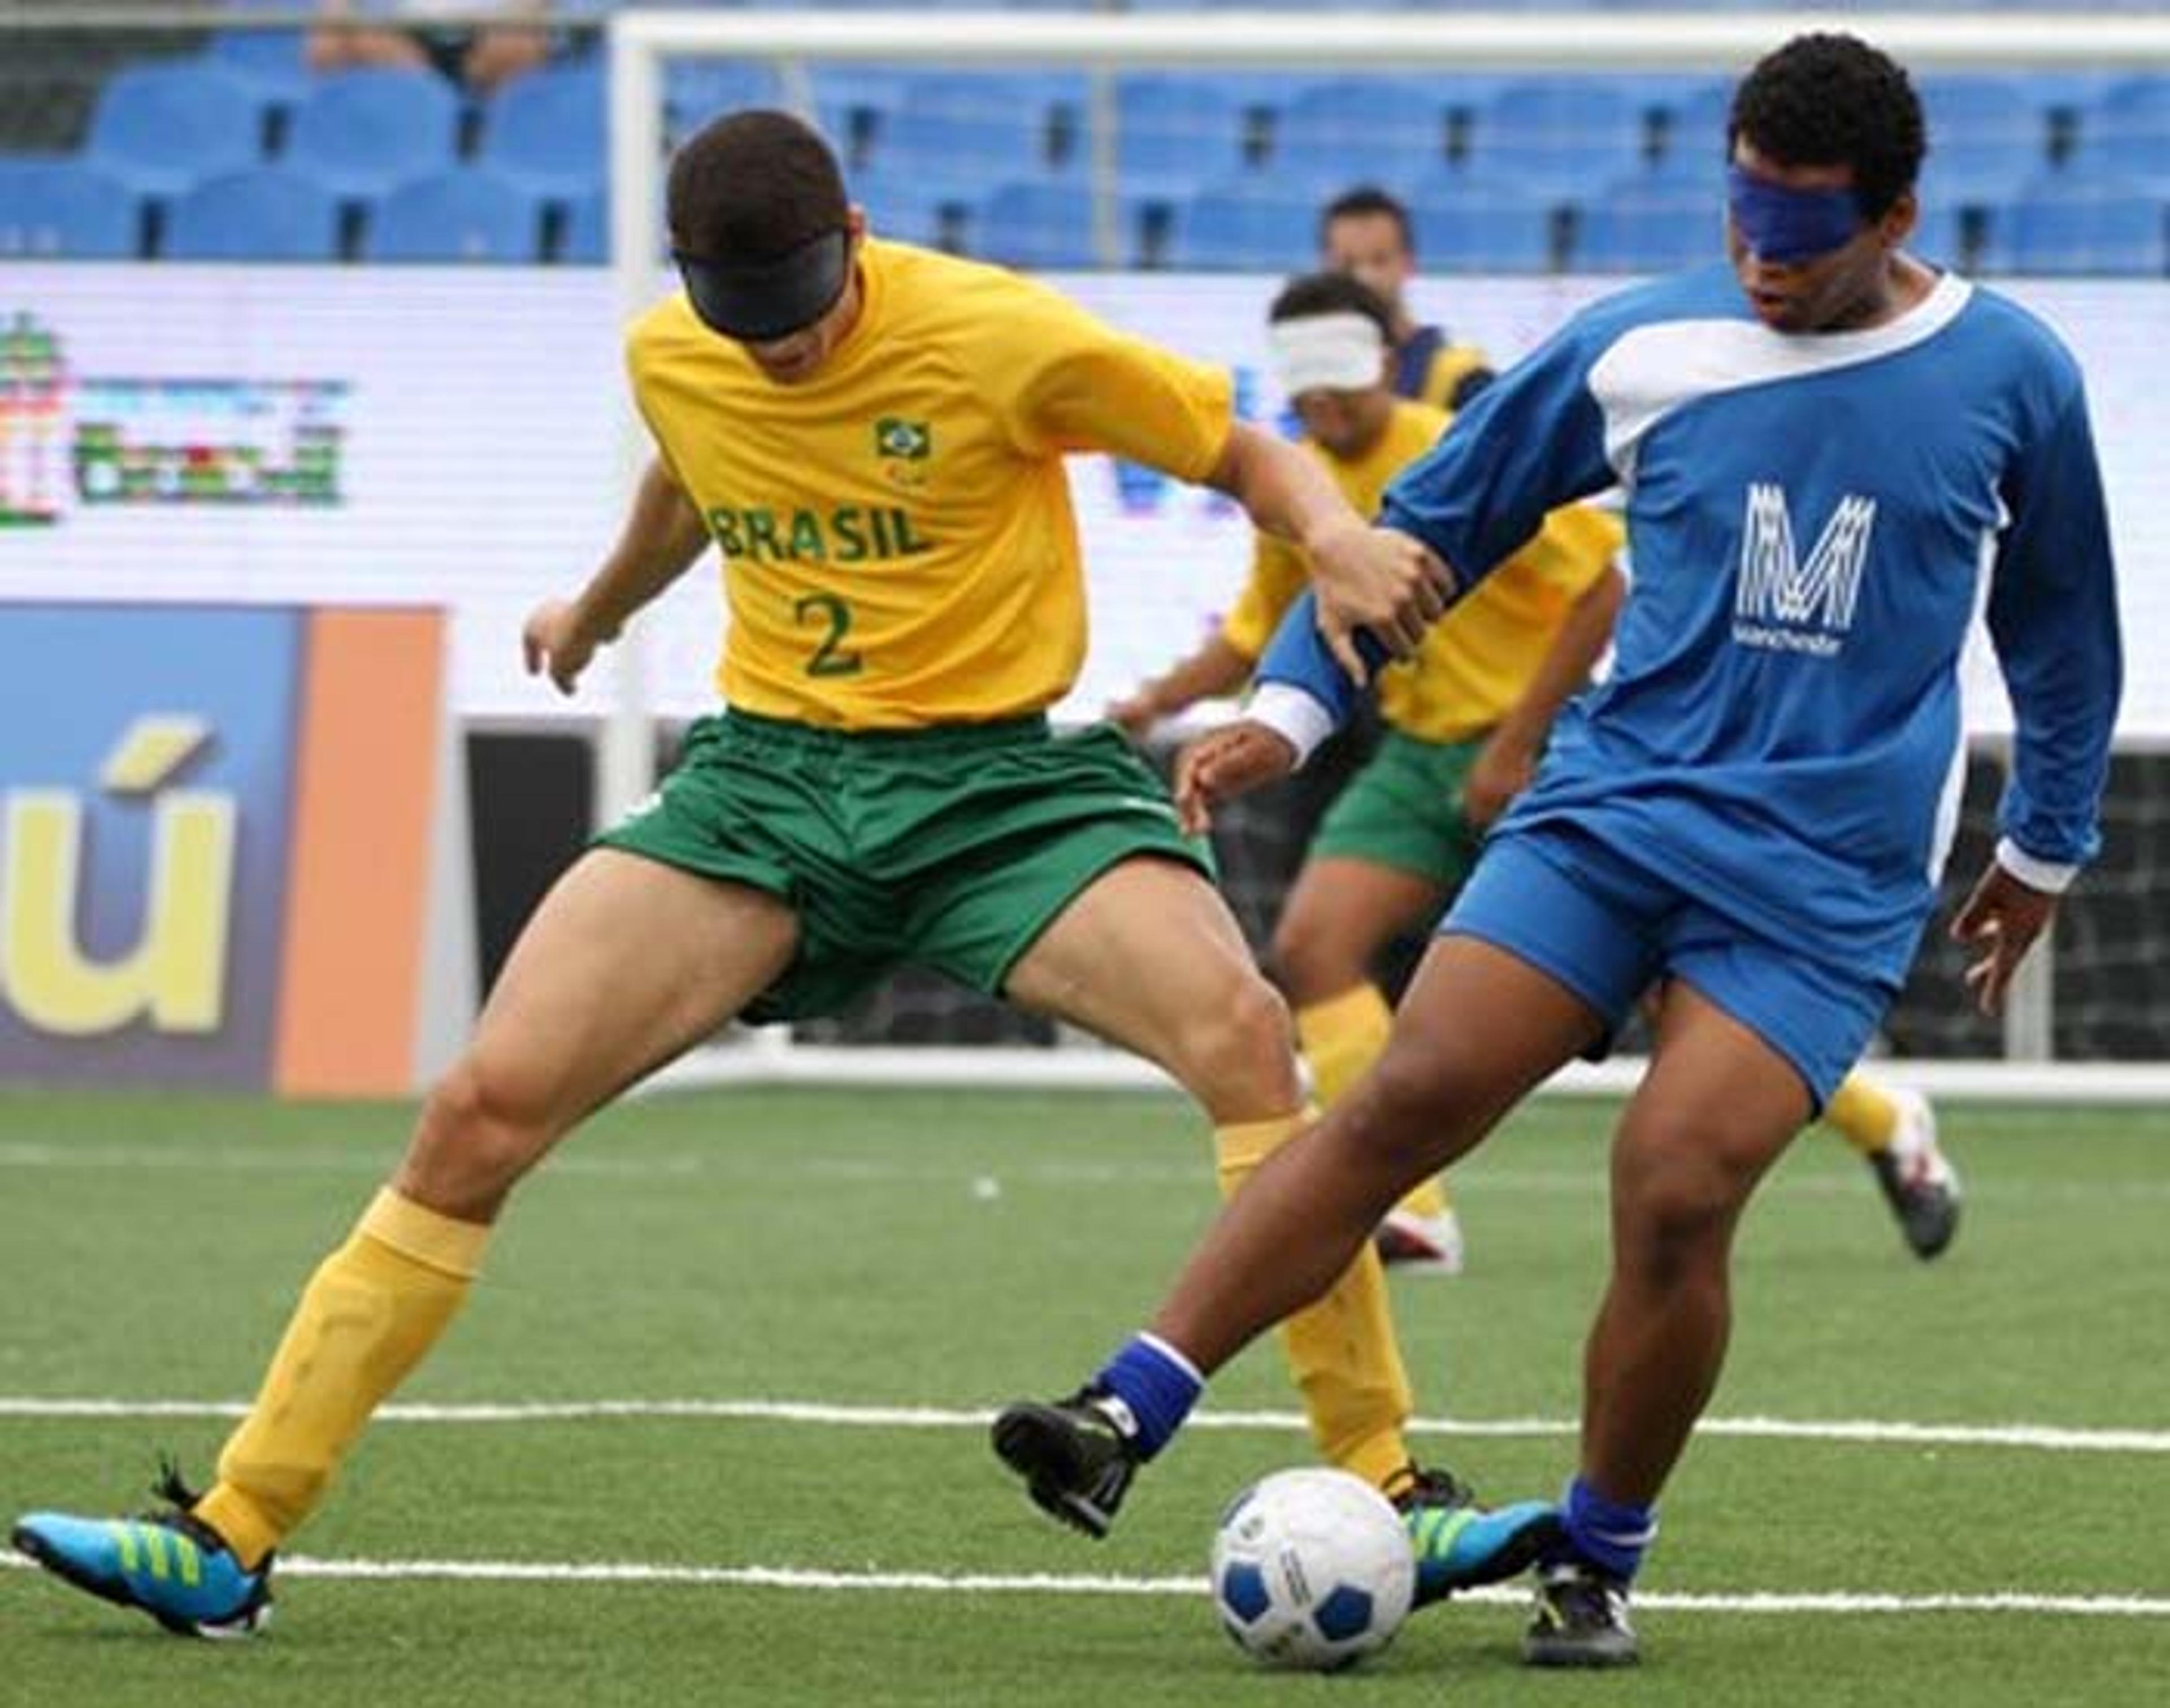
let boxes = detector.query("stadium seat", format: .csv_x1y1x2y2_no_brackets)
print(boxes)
664,60,785,144
164,167,341,261
1652,82,1733,184
853,167,956,251
1470,80,1645,196
481,65,605,203
1409,176,1557,273
1273,79,1449,192
869,75,1077,197
84,62,263,201
1917,79,2050,201
0,159,140,258
365,168,542,262
1572,176,1715,272
1113,77,1245,197
284,68,461,202
1167,184,1316,271
2074,79,2170,189
561,187,606,262
203,28,312,111
975,180,1144,270
1981,175,2167,276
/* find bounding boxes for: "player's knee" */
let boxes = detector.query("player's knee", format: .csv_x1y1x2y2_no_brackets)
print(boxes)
1270,913,1360,1007
1164,973,1298,1111
1348,1038,1482,1175
405,1055,556,1215
1613,1145,1746,1279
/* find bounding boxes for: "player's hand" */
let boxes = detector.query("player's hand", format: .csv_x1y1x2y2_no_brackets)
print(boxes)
1106,689,1164,740
1949,861,2060,1016
1305,522,1453,682
1464,727,1538,829
522,597,608,696
1174,721,1297,835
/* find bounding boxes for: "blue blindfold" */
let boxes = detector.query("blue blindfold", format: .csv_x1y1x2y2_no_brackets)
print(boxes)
1726,166,1865,265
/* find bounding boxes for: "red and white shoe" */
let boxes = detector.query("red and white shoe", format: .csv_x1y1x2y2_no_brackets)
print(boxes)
1374,1204,1466,1275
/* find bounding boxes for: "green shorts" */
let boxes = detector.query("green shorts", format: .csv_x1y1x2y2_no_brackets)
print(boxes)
1308,727,1486,889
594,710,1213,1023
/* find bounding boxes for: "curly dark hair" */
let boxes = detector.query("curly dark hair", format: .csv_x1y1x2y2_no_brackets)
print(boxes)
1269,270,1398,341
666,109,848,262
1728,33,1926,220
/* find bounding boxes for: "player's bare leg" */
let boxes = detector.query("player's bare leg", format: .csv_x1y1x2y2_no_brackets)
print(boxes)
14,851,799,1635
1274,857,1463,1271
1527,980,1809,1669
1149,935,1600,1370
999,856,1463,1537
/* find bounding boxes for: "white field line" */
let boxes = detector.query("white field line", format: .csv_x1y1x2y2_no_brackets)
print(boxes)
5,1139,2170,1203
0,1550,2162,1617
2,1395,2166,1454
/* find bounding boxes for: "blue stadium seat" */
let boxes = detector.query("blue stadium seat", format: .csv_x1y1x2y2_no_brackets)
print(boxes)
85,62,263,200
0,159,140,258
869,75,1075,197
1909,201,1969,270
664,60,785,144
975,180,1143,270
1652,82,1732,184
1273,80,1448,193
1409,176,1555,273
851,166,955,251
1167,184,1316,271
481,65,605,203
164,167,341,261
203,28,313,111
1471,80,1644,195
1572,176,1712,272
1917,79,2049,201
285,68,461,202
1981,175,2167,276
2074,79,2170,189
366,168,542,262
1114,77,1245,197
561,188,606,262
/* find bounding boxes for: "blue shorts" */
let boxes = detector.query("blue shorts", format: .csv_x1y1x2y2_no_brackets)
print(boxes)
1441,822,1893,1110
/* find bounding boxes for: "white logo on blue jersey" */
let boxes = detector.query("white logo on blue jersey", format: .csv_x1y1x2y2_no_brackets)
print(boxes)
1733,482,1877,656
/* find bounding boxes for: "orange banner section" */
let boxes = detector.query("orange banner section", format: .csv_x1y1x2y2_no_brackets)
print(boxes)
272,608,446,1097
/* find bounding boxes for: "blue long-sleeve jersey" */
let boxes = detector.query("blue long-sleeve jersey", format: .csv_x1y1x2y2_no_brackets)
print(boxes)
1259,265,2121,985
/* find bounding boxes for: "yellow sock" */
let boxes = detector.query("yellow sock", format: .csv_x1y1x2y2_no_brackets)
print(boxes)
1823,1072,1901,1159
1217,1111,1414,1492
1296,986,1453,1223
193,1189,489,1567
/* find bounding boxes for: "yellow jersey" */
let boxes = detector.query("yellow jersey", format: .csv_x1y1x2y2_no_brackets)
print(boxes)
627,238,1234,728
1220,399,1622,745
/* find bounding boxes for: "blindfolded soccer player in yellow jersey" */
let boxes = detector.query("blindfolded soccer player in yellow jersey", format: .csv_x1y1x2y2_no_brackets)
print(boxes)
1115,274,1961,1274
11,109,1556,1638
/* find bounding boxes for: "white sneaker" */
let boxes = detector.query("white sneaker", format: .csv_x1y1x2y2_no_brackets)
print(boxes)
1374,1204,1466,1275
1867,1088,1961,1260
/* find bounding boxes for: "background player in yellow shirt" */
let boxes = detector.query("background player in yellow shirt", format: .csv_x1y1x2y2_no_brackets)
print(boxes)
1114,272,1626,1274
12,110,1561,1638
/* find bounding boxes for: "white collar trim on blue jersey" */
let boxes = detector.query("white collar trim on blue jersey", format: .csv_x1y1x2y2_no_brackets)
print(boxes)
1589,271,1974,483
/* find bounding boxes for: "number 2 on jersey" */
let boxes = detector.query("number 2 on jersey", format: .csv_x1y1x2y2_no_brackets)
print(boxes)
794,592,863,678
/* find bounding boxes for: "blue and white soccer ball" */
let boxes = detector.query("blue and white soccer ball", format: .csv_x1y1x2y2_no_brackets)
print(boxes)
1209,1467,1416,1671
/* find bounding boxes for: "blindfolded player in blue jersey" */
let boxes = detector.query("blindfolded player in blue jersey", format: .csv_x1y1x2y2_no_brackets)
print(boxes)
996,32,2120,1670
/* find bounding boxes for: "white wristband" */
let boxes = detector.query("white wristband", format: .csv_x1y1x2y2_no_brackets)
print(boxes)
1994,836,2078,895
1246,683,1338,769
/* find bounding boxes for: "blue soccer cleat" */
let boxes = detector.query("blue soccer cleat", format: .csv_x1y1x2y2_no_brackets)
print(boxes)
1388,1466,1560,1608
11,1463,272,1640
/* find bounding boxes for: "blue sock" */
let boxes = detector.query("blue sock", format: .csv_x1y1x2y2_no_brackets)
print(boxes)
1560,1476,1657,1582
1091,1333,1204,1462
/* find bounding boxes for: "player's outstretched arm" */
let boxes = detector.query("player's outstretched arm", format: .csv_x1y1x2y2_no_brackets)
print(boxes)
1108,634,1256,738
523,457,710,696
1173,721,1299,835
1208,422,1451,677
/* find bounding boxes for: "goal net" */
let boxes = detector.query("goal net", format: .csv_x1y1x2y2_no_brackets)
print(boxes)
605,9,2170,1098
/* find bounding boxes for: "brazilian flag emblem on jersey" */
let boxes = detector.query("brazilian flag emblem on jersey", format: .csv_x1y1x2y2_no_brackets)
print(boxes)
876,418,931,460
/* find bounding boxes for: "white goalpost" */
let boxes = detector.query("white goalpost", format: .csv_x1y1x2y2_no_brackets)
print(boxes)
606,9,2170,1100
